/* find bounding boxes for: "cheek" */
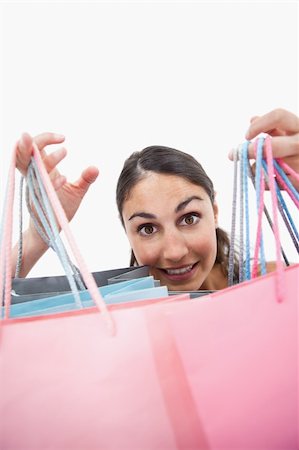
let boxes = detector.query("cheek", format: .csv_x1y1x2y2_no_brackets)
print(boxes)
128,237,161,266
191,229,217,258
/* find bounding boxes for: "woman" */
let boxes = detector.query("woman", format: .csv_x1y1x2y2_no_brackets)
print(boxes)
116,145,229,291
12,108,299,290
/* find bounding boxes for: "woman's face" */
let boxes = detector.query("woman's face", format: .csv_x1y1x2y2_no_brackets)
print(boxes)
122,172,218,291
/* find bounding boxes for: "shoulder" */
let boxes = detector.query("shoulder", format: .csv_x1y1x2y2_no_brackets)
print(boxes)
259,261,291,274
265,261,278,273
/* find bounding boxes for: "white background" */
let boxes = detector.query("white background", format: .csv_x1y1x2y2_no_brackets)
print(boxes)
0,1,298,277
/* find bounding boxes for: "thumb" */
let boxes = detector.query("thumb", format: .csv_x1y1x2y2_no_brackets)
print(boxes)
75,166,99,192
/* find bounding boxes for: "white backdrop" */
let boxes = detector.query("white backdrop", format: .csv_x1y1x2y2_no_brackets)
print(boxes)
0,1,298,277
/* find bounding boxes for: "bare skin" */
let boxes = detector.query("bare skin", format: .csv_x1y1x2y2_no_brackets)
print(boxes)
12,108,299,284
122,173,219,291
12,132,99,277
229,108,299,190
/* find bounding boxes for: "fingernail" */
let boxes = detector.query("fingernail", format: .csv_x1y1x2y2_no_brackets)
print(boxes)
53,133,65,140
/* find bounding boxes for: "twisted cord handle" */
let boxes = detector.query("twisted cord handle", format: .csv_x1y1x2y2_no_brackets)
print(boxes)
1,143,115,334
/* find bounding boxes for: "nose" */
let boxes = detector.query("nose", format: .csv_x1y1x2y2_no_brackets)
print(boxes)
161,229,189,263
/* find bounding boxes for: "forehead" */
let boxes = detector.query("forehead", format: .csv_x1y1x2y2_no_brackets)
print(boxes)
123,172,210,212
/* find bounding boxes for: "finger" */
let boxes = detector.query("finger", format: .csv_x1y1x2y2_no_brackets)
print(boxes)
44,147,67,174
20,132,33,149
249,115,259,124
248,115,288,137
16,132,34,175
246,108,299,140
247,135,299,159
249,115,278,135
74,166,99,193
264,129,286,137
33,132,65,151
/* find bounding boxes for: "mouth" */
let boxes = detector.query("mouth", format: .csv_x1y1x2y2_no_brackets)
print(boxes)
159,262,199,281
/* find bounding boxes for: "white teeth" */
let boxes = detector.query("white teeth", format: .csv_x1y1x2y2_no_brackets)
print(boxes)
166,264,193,275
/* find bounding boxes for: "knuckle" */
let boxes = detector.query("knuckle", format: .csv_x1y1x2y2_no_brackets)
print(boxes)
272,108,287,122
33,132,53,149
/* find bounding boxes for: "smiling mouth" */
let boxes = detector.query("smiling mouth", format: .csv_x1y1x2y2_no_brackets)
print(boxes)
161,262,198,276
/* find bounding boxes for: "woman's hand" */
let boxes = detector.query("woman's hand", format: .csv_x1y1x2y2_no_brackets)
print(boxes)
17,132,99,222
229,108,299,191
13,132,99,277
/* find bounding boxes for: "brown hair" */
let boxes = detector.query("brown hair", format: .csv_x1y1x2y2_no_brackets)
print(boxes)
116,145,238,281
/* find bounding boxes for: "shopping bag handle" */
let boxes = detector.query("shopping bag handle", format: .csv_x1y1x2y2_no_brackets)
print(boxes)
228,135,299,301
0,142,115,334
252,136,285,301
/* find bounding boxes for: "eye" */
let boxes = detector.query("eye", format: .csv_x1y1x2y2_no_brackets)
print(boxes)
180,213,200,226
137,223,157,236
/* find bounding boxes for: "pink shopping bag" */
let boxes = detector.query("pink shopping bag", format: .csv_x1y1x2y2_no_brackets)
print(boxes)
0,294,211,450
0,137,212,449
162,263,299,449
0,131,206,448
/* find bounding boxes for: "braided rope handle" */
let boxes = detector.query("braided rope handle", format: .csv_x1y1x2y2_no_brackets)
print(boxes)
228,135,298,301
0,146,16,319
263,136,285,301
0,143,115,334
251,137,266,278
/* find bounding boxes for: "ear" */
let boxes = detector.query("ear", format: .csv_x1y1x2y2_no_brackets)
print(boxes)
213,192,219,228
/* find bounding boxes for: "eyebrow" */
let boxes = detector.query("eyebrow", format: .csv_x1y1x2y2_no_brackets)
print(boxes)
175,195,203,213
128,195,203,221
